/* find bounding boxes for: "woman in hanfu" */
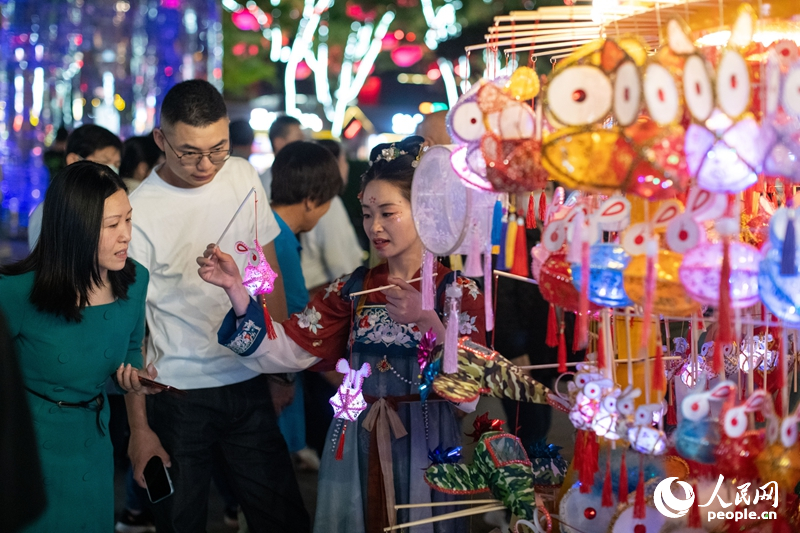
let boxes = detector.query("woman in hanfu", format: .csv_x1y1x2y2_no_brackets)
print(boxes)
197,136,486,533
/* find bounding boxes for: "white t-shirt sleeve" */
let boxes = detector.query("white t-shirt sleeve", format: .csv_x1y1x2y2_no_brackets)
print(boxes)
300,197,364,288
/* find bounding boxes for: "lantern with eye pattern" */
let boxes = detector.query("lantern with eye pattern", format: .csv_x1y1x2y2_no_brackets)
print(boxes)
684,4,772,193
542,30,690,199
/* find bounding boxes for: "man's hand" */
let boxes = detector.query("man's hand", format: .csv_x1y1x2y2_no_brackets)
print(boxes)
197,244,242,291
269,379,296,415
129,426,172,488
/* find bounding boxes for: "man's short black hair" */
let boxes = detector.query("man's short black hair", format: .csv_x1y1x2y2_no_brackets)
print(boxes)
160,79,227,128
66,124,122,159
271,141,342,207
229,119,255,147
268,115,301,147
316,139,342,159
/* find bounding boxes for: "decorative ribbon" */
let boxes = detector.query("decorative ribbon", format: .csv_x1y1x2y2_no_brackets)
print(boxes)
362,398,409,528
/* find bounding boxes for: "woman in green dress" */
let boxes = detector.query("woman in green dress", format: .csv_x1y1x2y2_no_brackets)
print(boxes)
0,161,157,532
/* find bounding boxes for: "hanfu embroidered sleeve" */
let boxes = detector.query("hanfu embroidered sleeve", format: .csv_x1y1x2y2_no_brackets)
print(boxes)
283,274,354,371
449,276,487,344
218,296,320,373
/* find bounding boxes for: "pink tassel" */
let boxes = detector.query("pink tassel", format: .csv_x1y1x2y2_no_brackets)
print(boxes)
422,249,435,311
444,282,461,374
463,231,483,278
484,249,494,332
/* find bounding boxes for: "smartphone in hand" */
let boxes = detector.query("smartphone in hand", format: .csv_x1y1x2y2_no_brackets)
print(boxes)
143,456,174,503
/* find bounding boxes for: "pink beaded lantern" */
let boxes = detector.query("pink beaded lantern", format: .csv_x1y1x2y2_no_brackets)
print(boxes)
679,240,761,308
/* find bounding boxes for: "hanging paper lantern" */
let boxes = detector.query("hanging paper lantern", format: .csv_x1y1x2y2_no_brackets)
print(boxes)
542,35,688,199
759,42,800,181
623,250,699,315
679,240,761,308
540,251,597,312
571,243,633,308
685,5,772,193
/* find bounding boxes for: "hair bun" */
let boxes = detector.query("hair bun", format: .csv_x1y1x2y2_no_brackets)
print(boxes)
368,135,424,165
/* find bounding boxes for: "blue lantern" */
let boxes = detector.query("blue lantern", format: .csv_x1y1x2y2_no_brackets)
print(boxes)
571,243,633,308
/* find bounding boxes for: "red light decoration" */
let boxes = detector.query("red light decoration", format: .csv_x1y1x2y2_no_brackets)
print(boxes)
382,33,398,51
160,0,181,9
296,61,312,80
406,32,416,42
232,42,246,56
345,1,376,21
164,66,173,76
391,45,423,68
343,118,363,140
394,30,405,40
74,34,83,46
232,10,261,31
358,76,381,105
248,44,259,56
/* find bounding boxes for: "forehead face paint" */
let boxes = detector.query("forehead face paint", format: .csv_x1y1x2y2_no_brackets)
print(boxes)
369,196,377,204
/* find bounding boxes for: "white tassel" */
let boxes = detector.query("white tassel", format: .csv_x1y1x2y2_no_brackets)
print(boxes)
444,281,462,374
422,249,435,310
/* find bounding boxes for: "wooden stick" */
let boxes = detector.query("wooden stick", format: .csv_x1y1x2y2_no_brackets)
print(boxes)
494,270,538,285
383,503,506,532
217,187,256,245
625,307,634,386
518,355,681,371
395,499,500,509
347,274,437,298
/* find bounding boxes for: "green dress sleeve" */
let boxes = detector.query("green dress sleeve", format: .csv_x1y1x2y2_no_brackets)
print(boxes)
124,262,149,368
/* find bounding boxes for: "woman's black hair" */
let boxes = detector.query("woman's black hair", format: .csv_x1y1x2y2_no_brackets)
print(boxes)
1,161,136,322
120,134,162,178
271,141,342,206
360,135,424,201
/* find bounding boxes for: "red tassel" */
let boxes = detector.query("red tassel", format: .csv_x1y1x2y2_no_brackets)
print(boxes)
579,431,596,493
260,295,278,340
546,304,558,348
573,429,585,478
619,451,629,503
335,422,347,461
597,319,606,371
633,455,646,519
511,217,530,277
538,191,547,223
687,482,701,527
652,339,665,393
716,237,732,374
526,193,536,229
558,324,567,373
666,382,678,425
601,448,613,507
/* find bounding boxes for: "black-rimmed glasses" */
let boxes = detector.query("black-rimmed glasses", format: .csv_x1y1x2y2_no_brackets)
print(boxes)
161,133,231,167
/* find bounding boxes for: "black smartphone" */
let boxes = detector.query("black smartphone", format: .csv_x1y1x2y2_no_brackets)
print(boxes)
143,456,174,504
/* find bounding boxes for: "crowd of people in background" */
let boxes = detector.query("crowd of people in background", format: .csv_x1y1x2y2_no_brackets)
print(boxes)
2,79,569,533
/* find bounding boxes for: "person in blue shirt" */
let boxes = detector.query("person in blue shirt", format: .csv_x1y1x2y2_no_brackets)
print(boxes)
269,141,343,471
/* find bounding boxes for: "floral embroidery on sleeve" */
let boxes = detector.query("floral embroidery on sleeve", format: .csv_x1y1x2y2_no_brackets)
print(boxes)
457,277,480,300
323,273,351,299
458,311,478,335
296,307,323,334
225,320,262,354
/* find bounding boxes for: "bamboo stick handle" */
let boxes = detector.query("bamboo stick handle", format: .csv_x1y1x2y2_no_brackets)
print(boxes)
348,274,437,298
395,499,500,509
383,504,506,532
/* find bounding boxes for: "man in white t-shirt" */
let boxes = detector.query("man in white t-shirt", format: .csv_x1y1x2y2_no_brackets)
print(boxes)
124,80,310,532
